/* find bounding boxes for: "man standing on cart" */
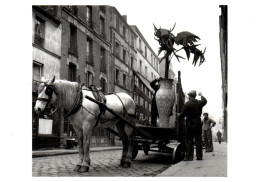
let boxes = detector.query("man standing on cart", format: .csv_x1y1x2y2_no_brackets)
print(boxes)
150,78,160,127
178,90,207,161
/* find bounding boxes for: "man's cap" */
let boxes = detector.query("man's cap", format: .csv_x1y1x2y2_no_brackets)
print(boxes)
187,90,197,97
203,112,208,116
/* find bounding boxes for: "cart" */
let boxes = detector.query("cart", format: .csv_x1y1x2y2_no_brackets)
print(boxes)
84,71,186,164
85,93,185,164
131,124,185,163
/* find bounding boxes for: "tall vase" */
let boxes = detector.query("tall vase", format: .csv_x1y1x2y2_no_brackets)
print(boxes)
155,79,175,128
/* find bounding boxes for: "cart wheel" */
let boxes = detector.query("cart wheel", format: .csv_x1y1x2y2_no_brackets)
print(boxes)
172,143,185,164
132,144,138,160
143,143,150,155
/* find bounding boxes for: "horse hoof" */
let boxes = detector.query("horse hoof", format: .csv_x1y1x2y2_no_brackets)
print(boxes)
122,161,131,168
79,166,89,173
119,160,125,167
74,165,81,172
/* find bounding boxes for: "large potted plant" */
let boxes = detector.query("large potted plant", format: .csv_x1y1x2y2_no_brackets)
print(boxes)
153,23,206,127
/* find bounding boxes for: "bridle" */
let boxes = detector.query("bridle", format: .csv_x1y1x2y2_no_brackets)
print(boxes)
36,83,59,117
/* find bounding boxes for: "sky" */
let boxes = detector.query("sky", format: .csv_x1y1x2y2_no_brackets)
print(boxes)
109,0,224,125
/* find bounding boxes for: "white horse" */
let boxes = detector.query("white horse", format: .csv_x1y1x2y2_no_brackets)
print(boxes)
34,76,136,173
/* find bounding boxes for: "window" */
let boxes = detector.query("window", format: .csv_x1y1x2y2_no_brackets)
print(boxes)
123,26,126,39
100,16,105,38
145,66,147,77
116,16,119,31
151,72,153,81
131,56,134,69
100,78,106,92
86,38,93,63
139,38,142,50
145,100,148,109
87,71,93,87
151,54,153,63
123,74,126,87
131,34,134,47
68,63,77,82
139,60,142,73
139,81,142,90
115,41,120,57
69,24,78,57
134,94,138,103
115,69,120,83
100,47,106,73
145,46,147,58
86,6,93,28
33,62,43,81
34,16,45,47
123,49,126,63
134,76,138,86
140,97,143,106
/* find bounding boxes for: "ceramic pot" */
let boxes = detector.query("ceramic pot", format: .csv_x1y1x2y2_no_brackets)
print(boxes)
155,79,175,128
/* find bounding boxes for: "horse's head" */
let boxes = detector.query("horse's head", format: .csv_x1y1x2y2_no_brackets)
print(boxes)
34,76,58,115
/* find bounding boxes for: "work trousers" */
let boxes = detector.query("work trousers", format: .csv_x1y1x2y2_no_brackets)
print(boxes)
203,130,214,151
185,124,203,159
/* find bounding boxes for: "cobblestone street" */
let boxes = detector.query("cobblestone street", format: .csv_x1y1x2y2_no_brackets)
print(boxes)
32,150,173,177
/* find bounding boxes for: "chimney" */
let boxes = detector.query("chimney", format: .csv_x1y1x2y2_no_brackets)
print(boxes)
122,15,127,22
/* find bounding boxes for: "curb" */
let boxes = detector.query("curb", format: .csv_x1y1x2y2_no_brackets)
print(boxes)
32,147,122,158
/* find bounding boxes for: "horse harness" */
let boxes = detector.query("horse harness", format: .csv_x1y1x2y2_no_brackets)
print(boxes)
37,83,128,127
65,85,129,128
36,83,59,117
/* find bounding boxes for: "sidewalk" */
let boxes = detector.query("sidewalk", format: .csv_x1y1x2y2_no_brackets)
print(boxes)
32,146,122,158
157,142,227,177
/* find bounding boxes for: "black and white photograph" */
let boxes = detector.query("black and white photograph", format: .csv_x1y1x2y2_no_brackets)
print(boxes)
31,1,227,176
2,0,260,180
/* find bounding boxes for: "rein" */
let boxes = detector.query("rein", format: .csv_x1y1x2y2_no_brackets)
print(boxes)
36,83,59,117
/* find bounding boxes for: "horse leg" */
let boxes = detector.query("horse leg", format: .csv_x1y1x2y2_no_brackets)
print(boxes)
116,122,128,167
123,124,135,168
73,128,83,172
79,123,92,173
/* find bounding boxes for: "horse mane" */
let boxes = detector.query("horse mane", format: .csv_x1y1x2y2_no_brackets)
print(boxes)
54,80,79,111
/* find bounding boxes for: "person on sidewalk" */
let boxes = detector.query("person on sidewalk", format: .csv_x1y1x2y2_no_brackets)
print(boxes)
202,113,216,152
216,130,222,144
178,90,207,161
150,78,160,127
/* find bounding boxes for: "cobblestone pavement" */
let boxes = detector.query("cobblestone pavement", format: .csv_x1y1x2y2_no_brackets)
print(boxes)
32,150,174,177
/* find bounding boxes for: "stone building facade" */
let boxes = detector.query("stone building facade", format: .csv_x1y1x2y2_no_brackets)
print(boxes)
109,7,137,95
130,26,160,123
32,5,161,149
59,6,112,147
32,6,62,149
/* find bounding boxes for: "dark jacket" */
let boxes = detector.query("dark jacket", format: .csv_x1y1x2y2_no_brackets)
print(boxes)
217,131,222,138
179,96,207,127
150,79,160,116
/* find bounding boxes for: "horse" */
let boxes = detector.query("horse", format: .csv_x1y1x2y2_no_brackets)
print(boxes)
34,76,136,173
